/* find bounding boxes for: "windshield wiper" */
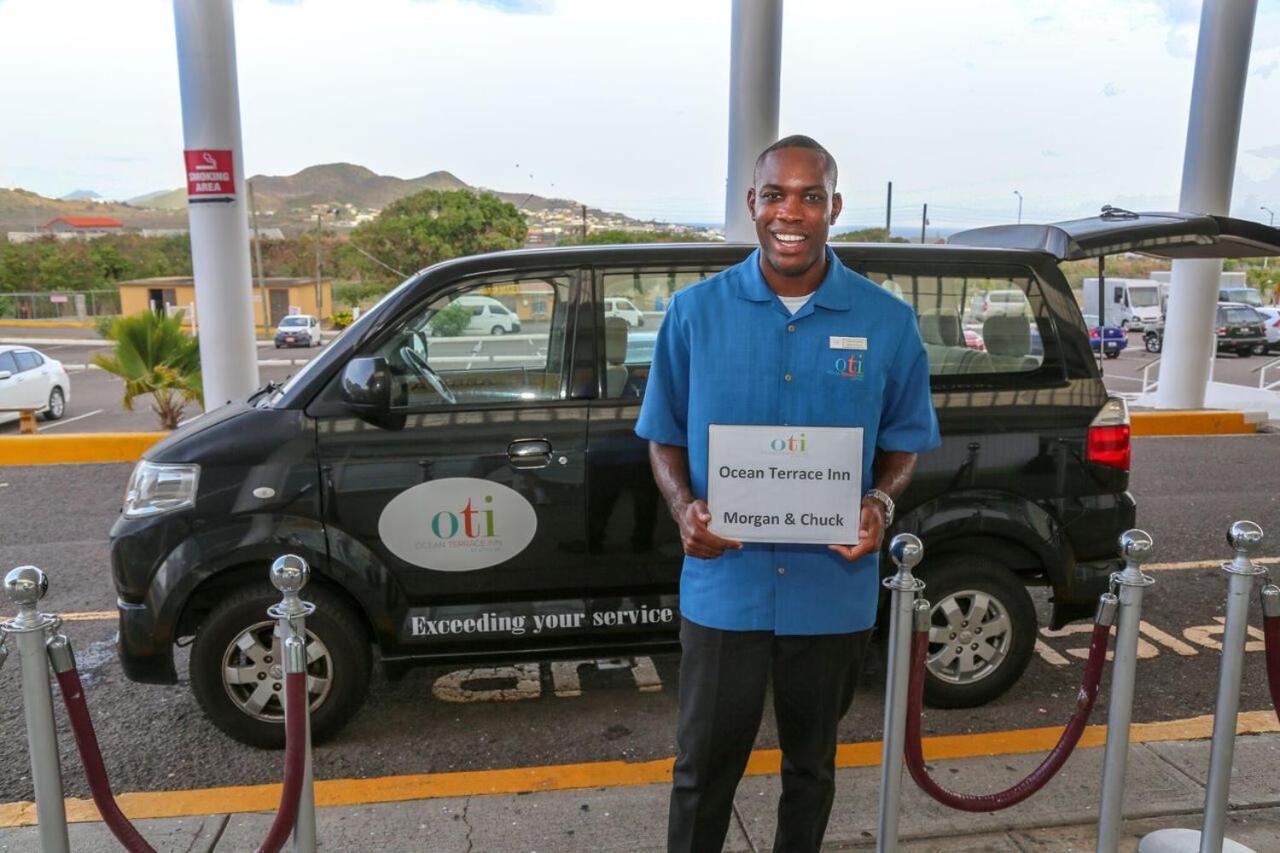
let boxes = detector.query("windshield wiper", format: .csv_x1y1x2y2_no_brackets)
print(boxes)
247,380,279,405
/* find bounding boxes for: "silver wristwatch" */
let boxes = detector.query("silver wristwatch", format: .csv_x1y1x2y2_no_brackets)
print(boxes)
864,489,895,526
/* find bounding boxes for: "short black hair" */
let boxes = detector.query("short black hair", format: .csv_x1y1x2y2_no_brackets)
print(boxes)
753,135,838,191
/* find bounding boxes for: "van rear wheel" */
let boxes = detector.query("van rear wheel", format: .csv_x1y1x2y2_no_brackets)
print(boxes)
190,581,371,748
916,556,1036,709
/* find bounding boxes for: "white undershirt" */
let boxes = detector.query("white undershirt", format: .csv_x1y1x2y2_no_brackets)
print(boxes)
777,294,813,315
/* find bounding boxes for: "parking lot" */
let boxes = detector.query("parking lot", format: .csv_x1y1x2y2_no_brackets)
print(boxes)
0,432,1274,803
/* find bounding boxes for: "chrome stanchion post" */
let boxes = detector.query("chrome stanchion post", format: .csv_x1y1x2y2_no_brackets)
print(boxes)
876,533,925,853
2,567,69,853
1096,530,1155,853
269,555,317,853
1140,522,1265,853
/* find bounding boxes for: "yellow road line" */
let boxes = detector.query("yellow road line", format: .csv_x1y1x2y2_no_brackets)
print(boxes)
60,611,115,622
0,709,1274,828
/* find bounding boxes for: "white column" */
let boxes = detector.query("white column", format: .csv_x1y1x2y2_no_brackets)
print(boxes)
1155,0,1257,410
723,0,783,243
173,0,260,409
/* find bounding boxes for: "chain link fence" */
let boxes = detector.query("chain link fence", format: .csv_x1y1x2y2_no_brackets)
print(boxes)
0,291,121,321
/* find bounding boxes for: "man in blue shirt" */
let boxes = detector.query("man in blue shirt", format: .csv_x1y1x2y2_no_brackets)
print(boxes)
636,136,940,852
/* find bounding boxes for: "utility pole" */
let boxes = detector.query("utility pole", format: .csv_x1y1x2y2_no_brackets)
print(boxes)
1014,189,1023,224
314,211,322,318
885,181,893,241
1264,206,1276,271
920,204,928,244
248,180,268,333
581,204,588,242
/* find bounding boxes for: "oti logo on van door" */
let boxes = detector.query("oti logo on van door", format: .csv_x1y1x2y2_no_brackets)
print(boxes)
379,479,537,572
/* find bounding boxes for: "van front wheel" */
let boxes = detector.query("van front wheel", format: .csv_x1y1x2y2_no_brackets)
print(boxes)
190,581,371,748
916,556,1036,709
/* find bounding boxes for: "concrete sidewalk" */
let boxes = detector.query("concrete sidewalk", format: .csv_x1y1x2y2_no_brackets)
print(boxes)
3,731,1278,851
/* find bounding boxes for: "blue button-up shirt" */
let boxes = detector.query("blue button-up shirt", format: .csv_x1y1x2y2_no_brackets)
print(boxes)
635,247,941,634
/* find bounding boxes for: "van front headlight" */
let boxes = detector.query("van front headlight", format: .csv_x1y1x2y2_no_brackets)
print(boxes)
123,461,200,519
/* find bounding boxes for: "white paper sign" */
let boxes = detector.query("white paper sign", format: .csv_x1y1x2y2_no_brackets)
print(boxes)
707,424,863,545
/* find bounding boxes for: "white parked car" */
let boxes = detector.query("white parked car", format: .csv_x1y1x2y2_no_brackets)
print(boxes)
978,289,1031,319
0,346,69,425
1256,306,1280,353
441,295,522,336
274,314,321,348
604,297,645,327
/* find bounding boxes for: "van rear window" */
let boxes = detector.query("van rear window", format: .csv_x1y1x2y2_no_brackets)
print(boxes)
860,268,1050,380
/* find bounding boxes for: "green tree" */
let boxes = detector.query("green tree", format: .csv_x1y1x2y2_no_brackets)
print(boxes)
91,311,203,430
350,190,527,283
557,229,704,246
831,227,909,243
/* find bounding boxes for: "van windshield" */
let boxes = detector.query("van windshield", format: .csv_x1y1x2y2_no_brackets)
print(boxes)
1127,288,1160,308
1221,288,1263,307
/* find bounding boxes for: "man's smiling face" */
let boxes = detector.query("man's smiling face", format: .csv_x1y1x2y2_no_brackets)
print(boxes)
748,147,842,279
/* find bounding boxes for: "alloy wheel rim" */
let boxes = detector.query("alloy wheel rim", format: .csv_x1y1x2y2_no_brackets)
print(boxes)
221,619,333,722
925,589,1012,685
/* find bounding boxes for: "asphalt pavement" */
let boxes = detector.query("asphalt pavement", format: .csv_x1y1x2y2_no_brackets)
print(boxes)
0,435,1276,808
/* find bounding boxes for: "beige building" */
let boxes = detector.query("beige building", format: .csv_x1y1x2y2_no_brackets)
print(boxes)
118,276,335,328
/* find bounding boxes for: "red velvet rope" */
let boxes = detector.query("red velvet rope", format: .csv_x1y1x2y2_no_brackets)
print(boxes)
54,667,156,853
56,665,308,853
255,670,308,853
1263,613,1280,727
903,619,1111,812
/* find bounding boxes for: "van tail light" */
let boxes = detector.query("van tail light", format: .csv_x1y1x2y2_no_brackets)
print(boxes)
1087,397,1131,471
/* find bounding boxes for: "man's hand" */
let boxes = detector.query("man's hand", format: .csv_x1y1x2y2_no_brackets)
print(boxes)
828,498,886,562
678,499,743,559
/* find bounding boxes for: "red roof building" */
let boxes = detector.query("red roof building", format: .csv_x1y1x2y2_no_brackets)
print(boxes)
44,215,124,233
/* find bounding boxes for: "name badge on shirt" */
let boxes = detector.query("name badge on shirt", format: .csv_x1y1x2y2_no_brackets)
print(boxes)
829,336,867,350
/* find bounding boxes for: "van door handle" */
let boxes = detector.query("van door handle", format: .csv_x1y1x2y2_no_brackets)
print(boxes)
508,439,552,469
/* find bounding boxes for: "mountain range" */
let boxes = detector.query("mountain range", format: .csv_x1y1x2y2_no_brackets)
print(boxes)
0,163,643,234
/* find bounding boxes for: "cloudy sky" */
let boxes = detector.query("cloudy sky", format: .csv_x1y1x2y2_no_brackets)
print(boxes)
2,0,1279,231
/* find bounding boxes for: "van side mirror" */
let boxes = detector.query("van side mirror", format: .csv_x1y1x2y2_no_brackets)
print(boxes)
340,357,391,413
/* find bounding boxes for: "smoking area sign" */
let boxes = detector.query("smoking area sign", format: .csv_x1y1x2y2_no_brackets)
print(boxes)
184,149,235,199
707,424,862,545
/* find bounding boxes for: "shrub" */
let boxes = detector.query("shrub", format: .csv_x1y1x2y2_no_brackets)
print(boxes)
427,302,471,337
95,314,119,340
331,310,353,330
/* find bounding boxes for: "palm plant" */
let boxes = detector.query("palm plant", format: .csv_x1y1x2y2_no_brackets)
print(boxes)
92,311,203,430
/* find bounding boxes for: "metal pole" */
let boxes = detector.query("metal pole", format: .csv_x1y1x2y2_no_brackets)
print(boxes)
1098,256,1106,374
248,180,269,334
3,567,69,853
723,0,783,243
270,555,317,853
920,204,927,244
1155,0,1258,410
172,0,261,409
885,181,893,240
1096,530,1155,853
314,212,322,321
1138,522,1263,853
876,534,925,853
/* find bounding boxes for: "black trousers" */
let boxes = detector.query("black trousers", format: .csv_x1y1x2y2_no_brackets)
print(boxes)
667,617,870,853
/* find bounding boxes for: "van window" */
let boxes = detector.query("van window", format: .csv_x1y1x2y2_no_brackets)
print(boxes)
370,276,570,407
597,266,718,399
860,267,1050,380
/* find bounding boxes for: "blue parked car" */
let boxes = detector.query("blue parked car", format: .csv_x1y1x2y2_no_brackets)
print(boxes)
1084,313,1127,359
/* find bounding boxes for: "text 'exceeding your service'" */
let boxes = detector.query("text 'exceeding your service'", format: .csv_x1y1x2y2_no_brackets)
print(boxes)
717,466,853,482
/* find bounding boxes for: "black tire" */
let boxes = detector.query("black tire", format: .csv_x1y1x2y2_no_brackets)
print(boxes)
490,325,506,336
1238,348,1252,358
916,556,1036,709
42,387,65,421
1254,343,1267,356
1104,351,1119,360
190,581,371,748
1144,335,1161,353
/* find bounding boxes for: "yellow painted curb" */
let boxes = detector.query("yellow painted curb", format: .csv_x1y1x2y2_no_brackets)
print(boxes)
0,709,1274,828
0,319,96,329
1130,410,1258,436
0,433,165,466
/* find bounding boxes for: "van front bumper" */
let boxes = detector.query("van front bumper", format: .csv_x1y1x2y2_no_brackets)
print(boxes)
117,598,178,684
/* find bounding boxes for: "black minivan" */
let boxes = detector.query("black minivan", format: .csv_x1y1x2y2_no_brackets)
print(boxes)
110,211,1280,746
